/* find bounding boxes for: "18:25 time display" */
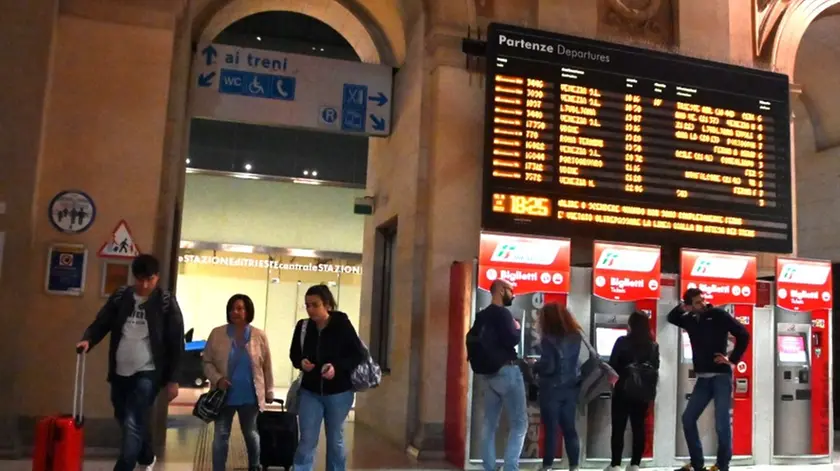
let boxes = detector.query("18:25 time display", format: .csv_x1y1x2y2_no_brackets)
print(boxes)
492,193,551,217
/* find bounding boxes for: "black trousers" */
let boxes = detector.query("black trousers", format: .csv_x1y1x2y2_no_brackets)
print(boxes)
610,393,649,466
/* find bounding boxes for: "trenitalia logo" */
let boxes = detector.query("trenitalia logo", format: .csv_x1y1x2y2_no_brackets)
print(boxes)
489,240,562,266
689,255,749,280
595,247,659,272
778,261,831,286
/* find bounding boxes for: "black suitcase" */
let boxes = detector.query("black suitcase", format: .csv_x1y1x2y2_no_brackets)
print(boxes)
258,399,298,470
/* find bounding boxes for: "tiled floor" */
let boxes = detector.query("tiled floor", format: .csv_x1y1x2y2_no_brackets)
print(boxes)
3,394,838,471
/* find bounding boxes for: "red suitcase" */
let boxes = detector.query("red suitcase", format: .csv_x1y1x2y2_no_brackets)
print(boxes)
32,350,86,471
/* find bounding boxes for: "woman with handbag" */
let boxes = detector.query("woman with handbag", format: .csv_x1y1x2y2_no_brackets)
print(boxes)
289,284,364,471
534,303,583,471
203,294,275,471
605,311,660,471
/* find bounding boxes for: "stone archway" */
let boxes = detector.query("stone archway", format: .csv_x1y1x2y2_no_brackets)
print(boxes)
193,0,408,66
770,0,840,260
771,0,840,80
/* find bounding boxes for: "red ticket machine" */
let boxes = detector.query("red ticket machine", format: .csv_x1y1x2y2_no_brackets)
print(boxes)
585,241,661,464
773,257,832,458
676,249,757,461
444,232,571,468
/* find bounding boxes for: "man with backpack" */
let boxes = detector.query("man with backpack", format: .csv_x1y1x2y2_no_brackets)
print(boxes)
668,288,749,471
76,254,185,471
467,279,527,471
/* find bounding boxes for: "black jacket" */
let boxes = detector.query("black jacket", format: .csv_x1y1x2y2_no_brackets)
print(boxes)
81,286,185,385
609,335,660,394
474,304,520,364
289,311,364,396
667,304,749,374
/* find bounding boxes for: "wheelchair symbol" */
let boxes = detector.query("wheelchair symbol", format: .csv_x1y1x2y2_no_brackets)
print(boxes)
320,107,338,125
248,77,265,95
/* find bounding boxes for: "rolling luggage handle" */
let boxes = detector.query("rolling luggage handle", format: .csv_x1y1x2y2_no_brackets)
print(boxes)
72,346,86,427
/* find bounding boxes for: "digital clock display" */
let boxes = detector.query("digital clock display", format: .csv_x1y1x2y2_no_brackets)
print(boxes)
481,23,792,253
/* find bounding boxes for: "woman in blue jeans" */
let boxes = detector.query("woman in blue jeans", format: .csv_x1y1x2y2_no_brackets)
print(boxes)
534,303,583,471
203,294,275,471
290,284,364,471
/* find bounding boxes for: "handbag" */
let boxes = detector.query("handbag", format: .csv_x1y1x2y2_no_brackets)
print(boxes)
285,319,308,414
193,332,247,423
578,330,619,405
193,387,227,423
350,338,382,392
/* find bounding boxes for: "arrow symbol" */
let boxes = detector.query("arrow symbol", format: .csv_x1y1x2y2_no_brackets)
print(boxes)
370,114,386,131
201,45,218,66
198,72,216,87
368,91,388,107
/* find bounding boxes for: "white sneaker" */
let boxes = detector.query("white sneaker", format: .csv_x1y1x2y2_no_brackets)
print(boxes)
626,466,640,471
138,456,156,470
604,466,621,471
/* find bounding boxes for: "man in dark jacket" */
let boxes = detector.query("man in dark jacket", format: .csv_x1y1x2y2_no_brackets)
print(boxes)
668,288,749,471
76,254,185,471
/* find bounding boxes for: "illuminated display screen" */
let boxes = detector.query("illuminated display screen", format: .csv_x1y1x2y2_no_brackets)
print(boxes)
595,327,626,356
777,335,807,363
482,24,792,253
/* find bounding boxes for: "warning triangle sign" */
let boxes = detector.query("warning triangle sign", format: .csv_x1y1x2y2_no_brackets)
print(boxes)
98,220,141,259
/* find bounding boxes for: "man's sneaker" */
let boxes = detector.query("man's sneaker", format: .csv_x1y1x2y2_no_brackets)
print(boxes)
604,466,621,471
626,465,640,471
137,456,156,470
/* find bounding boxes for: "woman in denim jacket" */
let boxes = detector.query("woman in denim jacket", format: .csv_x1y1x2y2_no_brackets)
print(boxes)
534,303,583,471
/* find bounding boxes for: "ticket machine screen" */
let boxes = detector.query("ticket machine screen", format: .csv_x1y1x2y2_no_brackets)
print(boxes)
681,331,693,361
595,327,626,356
777,335,808,363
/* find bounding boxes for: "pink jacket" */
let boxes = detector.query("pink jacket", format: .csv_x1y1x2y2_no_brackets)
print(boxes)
202,325,275,410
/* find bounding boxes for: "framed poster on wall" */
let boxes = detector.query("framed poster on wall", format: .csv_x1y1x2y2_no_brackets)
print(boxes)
101,260,134,297
45,243,88,296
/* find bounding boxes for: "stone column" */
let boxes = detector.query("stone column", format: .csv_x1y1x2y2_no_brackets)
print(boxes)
0,0,59,454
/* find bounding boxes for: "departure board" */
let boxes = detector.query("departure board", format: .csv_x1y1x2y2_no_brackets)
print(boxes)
481,23,793,253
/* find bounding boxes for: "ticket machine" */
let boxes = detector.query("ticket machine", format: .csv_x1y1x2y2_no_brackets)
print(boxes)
675,249,757,462
586,307,633,459
773,316,812,455
585,241,661,463
772,257,833,460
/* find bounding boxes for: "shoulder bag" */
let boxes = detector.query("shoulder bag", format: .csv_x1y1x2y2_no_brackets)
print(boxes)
285,319,308,414
578,331,619,406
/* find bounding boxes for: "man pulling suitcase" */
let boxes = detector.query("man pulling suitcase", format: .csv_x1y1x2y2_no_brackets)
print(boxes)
75,254,185,471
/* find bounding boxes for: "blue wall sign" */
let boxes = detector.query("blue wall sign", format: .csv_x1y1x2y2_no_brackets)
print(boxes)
45,244,88,296
48,190,96,234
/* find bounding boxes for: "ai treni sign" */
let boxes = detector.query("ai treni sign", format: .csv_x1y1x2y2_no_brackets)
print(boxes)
592,241,661,301
680,249,757,305
190,43,394,137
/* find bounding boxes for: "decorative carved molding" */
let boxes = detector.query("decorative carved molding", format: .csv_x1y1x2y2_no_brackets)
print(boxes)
754,0,792,58
597,0,675,48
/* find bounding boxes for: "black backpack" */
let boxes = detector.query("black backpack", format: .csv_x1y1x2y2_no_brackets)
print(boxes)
466,318,506,375
620,343,659,402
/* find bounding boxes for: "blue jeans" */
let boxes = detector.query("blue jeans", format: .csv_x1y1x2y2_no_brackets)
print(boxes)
481,364,528,471
294,388,355,471
682,374,732,471
212,405,260,471
110,372,158,471
539,390,579,468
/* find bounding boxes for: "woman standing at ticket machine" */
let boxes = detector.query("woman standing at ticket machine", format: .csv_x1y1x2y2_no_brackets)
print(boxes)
534,303,583,471
605,311,659,471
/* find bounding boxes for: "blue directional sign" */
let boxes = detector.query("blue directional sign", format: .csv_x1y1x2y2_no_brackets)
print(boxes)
341,84,368,132
218,69,296,101
192,43,393,137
